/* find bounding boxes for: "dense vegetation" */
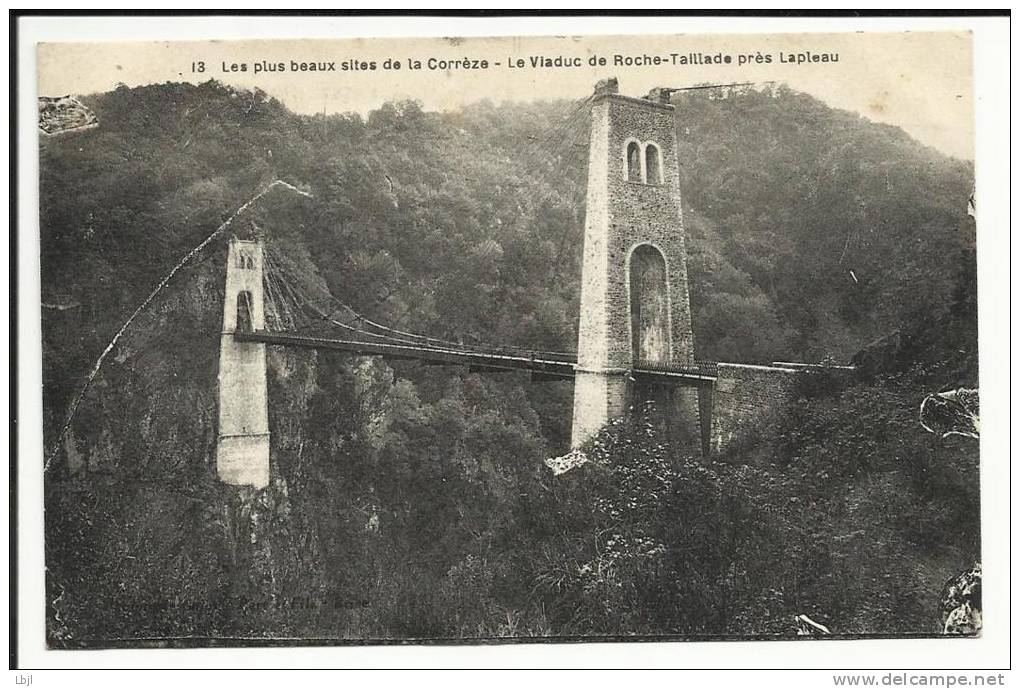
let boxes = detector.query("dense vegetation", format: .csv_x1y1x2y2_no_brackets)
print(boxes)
40,81,977,643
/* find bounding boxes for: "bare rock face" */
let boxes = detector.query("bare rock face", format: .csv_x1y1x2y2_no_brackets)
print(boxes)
794,613,831,636
39,95,99,135
544,448,589,476
920,388,979,440
940,562,982,635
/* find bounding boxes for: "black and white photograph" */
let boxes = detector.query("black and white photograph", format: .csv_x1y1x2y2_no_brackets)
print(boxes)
12,13,1012,674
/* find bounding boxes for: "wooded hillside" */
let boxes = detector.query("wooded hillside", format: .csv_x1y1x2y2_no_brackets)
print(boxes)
40,81,978,643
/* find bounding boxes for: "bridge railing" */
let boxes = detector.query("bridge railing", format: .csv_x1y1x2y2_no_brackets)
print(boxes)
266,318,725,373
269,322,723,374
633,359,719,377
288,320,580,363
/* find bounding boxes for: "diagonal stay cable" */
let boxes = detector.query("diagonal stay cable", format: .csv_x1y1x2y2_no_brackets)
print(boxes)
265,243,577,359
264,251,427,347
264,244,470,350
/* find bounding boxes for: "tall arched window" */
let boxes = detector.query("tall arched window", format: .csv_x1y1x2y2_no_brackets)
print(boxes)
626,141,642,182
629,244,669,364
236,291,254,332
645,143,662,185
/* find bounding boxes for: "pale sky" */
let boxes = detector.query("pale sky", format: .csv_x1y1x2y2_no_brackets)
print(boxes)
38,31,974,160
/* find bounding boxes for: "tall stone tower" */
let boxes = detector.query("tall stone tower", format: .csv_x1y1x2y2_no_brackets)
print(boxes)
216,237,270,488
571,78,697,447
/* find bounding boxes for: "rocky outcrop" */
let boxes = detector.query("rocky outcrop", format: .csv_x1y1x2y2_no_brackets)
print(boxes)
544,448,589,476
39,96,98,135
940,562,981,635
920,388,979,440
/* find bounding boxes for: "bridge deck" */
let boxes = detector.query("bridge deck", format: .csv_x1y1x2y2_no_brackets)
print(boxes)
235,331,717,386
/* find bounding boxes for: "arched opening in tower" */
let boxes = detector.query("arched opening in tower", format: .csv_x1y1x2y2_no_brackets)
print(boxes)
645,143,661,185
629,244,669,365
236,290,254,333
626,141,642,182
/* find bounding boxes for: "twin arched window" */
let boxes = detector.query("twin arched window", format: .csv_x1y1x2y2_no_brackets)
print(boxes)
625,140,663,185
235,253,256,270
645,144,661,185
627,142,642,182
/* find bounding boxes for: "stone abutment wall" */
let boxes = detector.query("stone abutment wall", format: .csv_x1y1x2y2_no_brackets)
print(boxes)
708,363,802,453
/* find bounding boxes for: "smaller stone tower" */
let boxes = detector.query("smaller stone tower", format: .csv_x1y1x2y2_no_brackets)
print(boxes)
216,237,270,488
571,78,698,448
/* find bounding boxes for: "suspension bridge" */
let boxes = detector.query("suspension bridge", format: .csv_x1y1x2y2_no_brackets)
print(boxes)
50,78,823,489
